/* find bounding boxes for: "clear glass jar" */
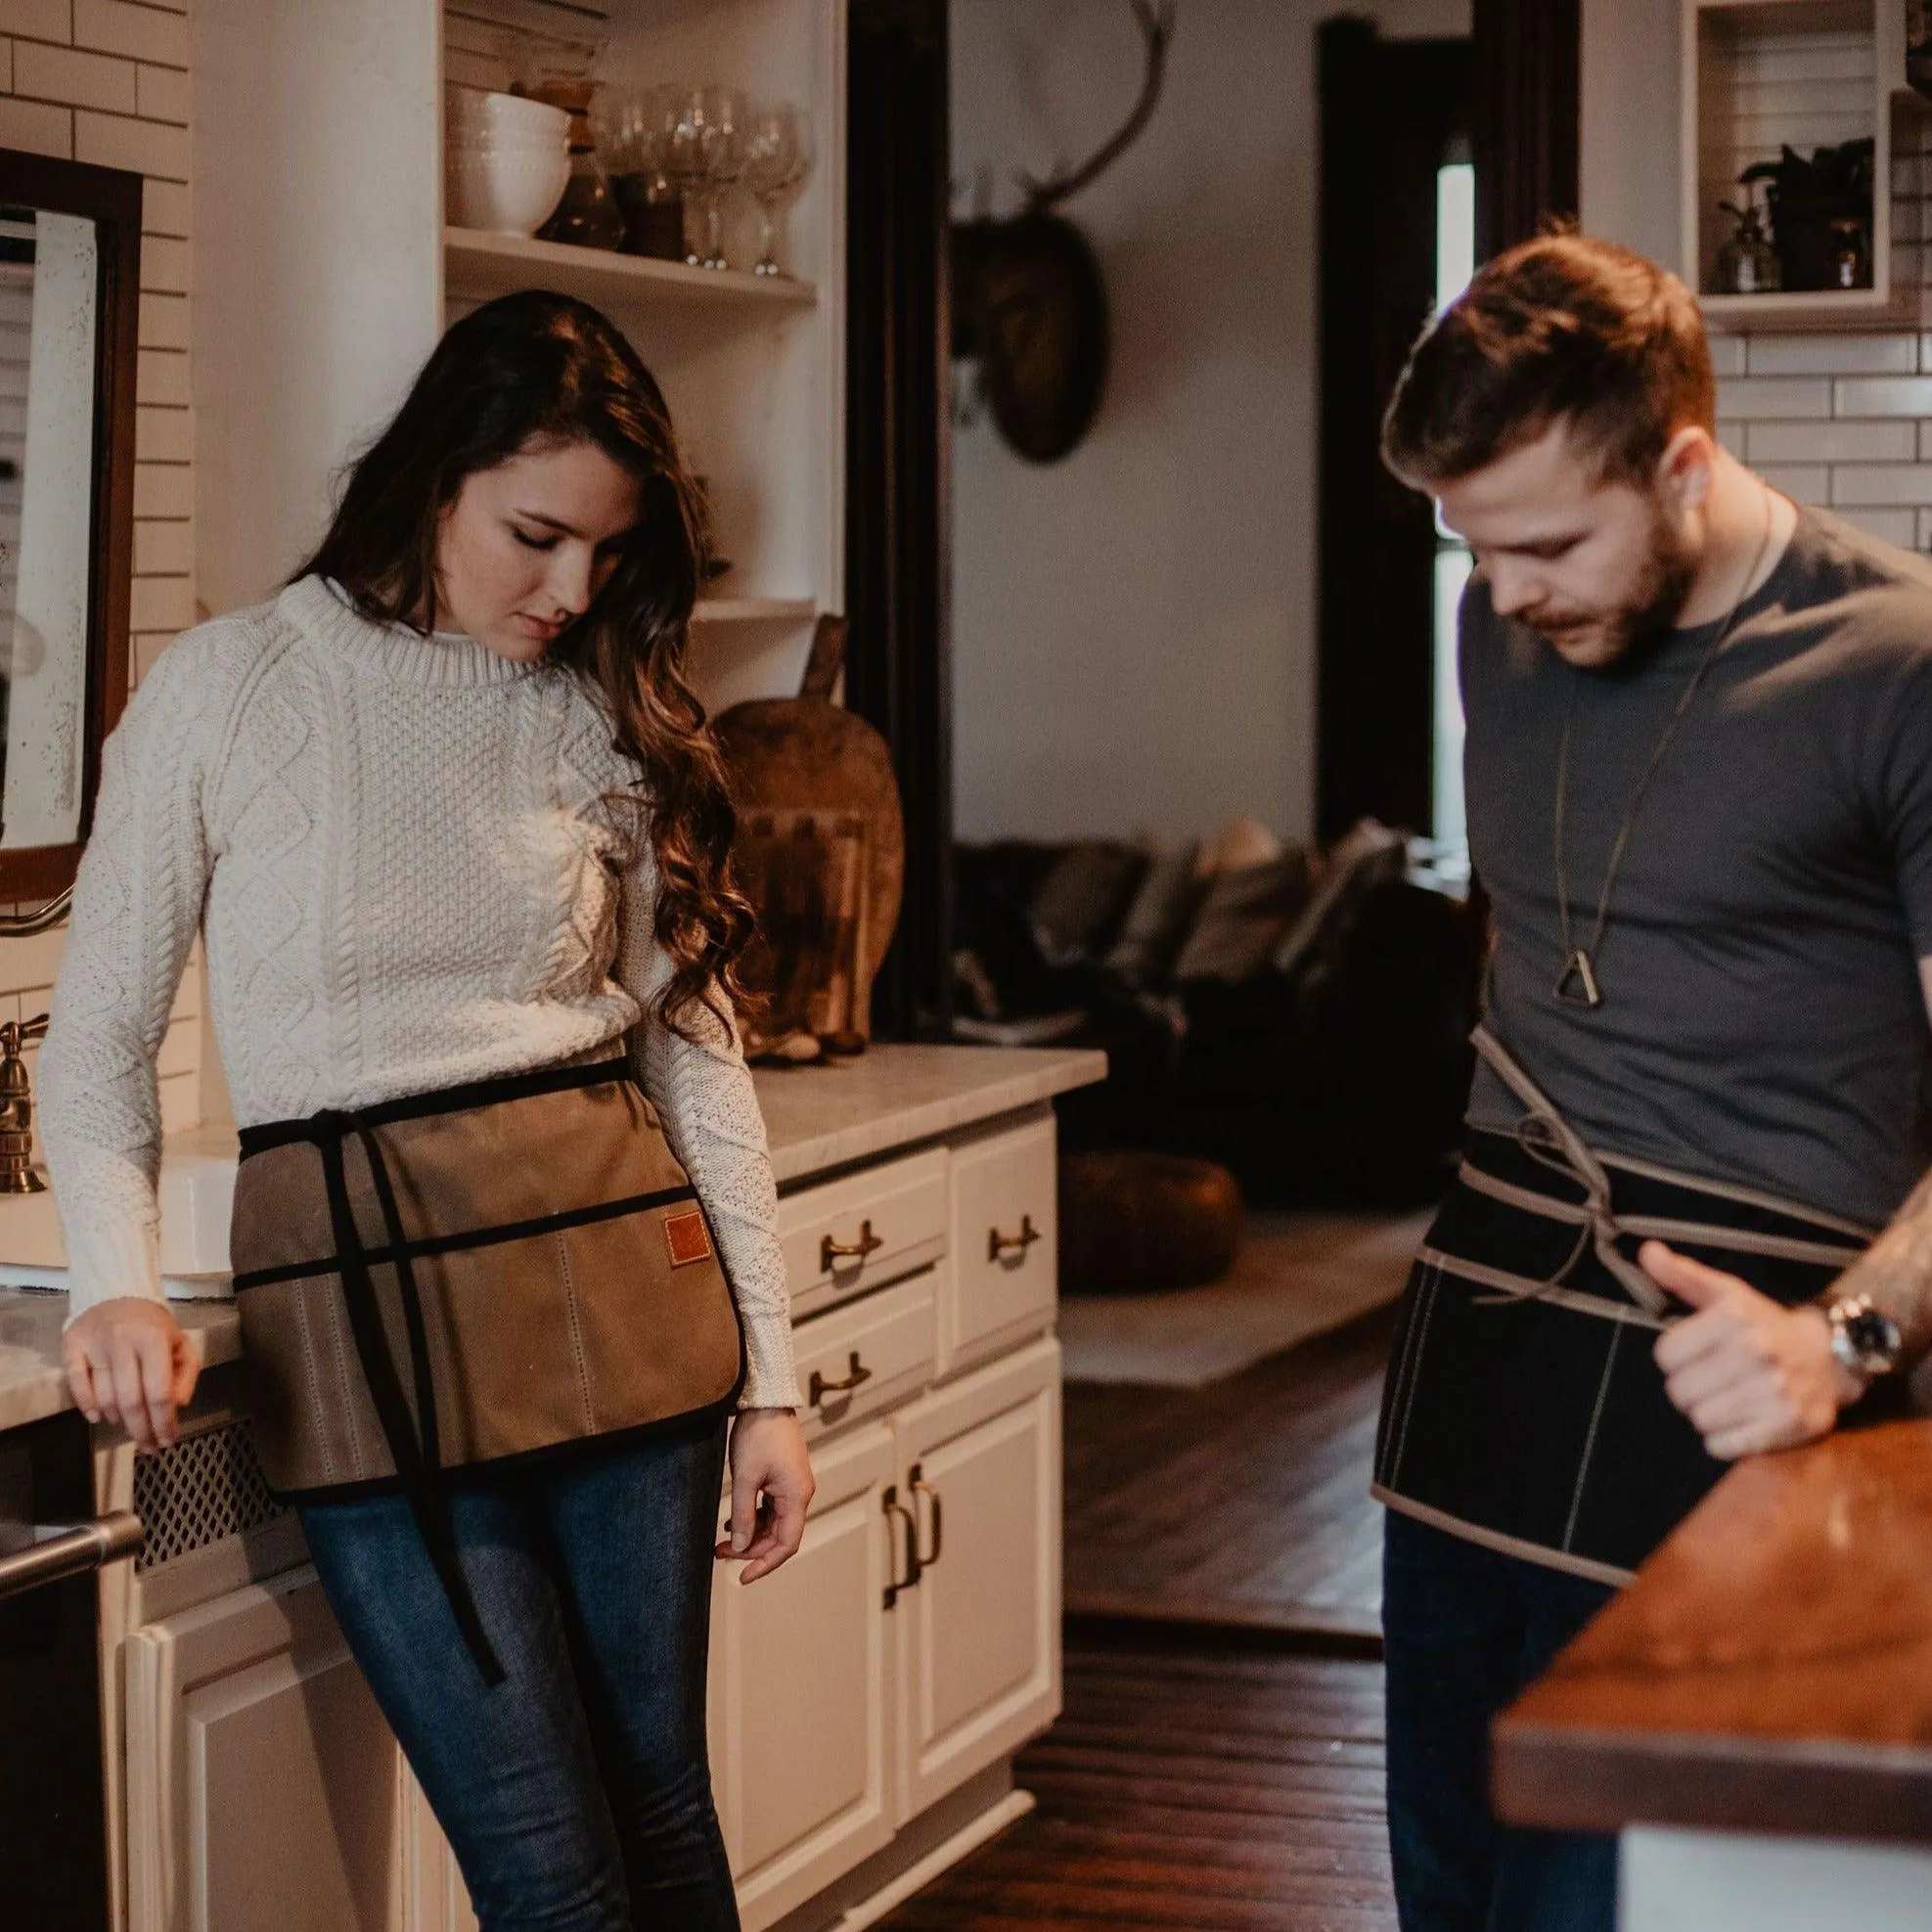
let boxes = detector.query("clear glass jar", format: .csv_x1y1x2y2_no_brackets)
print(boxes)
532,78,625,251
1715,204,1780,295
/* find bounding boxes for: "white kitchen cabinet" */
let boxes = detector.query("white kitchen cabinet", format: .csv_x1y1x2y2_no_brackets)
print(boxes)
889,1338,1062,1824
709,1420,898,1932
941,1113,1058,1378
123,1567,409,1932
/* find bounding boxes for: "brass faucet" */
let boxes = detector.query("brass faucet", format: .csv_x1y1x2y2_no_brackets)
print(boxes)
0,1013,50,1193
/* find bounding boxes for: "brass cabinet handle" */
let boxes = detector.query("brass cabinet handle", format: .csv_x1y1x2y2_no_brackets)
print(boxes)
809,1351,874,1409
0,1509,143,1604
909,1463,944,1569
822,1219,885,1272
988,1214,1042,1263
882,1485,921,1608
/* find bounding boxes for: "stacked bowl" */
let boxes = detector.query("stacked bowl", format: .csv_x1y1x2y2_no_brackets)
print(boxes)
446,87,570,236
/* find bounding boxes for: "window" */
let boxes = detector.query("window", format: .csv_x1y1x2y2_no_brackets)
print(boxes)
1431,160,1476,874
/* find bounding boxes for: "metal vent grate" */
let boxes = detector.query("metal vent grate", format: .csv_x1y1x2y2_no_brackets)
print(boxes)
132,1418,290,1571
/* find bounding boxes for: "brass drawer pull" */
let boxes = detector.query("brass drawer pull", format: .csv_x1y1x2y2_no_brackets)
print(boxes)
822,1220,885,1272
910,1463,944,1568
882,1485,921,1607
809,1351,875,1408
988,1214,1042,1263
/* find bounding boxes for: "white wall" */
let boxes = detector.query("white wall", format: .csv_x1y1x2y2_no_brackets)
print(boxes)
950,0,1470,846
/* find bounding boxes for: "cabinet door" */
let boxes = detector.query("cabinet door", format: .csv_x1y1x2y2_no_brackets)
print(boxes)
710,1419,899,1932
124,1567,407,1932
942,1114,1057,1376
891,1337,1061,1823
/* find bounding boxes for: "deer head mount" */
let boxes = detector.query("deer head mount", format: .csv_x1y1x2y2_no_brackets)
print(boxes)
953,0,1176,465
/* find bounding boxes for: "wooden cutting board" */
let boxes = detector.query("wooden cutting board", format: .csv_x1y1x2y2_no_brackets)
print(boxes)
714,615,905,1041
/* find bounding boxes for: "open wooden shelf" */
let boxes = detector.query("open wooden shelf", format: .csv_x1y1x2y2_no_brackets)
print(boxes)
444,227,818,311
692,596,818,624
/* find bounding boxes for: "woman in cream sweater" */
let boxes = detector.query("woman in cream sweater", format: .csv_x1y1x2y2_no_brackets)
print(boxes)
41,290,809,1931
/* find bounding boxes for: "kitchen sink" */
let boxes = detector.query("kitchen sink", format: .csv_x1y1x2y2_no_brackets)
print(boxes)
0,1122,239,1297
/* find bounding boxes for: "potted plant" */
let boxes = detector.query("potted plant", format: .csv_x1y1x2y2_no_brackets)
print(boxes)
1739,138,1875,292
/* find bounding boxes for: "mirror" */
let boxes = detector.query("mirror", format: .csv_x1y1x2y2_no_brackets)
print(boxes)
0,148,139,903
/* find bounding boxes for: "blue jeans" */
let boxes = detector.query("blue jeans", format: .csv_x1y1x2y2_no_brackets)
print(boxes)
299,1419,737,1932
1382,1509,1618,1932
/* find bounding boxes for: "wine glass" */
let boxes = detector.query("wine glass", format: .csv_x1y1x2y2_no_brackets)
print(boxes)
604,83,685,258
741,104,813,278
671,85,744,270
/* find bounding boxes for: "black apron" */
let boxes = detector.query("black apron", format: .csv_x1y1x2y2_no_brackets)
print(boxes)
1374,1026,1895,1583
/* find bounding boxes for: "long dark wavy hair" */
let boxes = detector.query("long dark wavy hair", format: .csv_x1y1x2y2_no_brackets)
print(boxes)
295,290,755,1040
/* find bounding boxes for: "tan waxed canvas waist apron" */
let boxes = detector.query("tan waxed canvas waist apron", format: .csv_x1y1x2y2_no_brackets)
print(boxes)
230,1056,744,1683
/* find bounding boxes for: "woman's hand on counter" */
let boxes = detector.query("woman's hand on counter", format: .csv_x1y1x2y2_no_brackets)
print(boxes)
62,1297,199,1450
718,1408,815,1584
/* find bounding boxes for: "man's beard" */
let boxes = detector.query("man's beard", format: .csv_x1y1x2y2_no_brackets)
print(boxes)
1534,521,1699,670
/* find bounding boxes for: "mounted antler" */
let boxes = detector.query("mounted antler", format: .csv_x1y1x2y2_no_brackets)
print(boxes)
1021,0,1176,212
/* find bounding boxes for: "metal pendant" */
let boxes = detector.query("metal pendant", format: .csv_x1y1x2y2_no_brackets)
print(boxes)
1555,949,1602,1009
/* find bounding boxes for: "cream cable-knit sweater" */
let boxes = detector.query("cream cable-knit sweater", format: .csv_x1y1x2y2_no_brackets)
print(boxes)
38,574,799,1410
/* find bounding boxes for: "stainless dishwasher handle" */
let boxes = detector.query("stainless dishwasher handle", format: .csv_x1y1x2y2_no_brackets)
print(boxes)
0,1510,144,1603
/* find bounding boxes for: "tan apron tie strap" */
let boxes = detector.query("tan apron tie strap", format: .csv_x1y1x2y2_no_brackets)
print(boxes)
1470,1025,1672,1319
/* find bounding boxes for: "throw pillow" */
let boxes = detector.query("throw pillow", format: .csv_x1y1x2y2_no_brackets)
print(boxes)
1170,847,1316,983
1270,818,1409,982
1028,840,1149,964
1102,839,1205,983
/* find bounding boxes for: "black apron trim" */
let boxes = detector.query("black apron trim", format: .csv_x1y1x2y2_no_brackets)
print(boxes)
237,1055,632,1158
230,1182,700,1290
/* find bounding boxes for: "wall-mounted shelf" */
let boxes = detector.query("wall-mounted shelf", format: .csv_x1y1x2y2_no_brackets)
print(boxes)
444,227,819,312
1684,0,1912,333
693,596,818,624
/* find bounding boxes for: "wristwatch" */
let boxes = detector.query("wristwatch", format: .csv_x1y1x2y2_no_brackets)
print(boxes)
1822,1292,1904,1384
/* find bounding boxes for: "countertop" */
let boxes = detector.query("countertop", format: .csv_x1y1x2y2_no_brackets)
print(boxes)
1492,1416,1932,1846
0,1042,1106,1435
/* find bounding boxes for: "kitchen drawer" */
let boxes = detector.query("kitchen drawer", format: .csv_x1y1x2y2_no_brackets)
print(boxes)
942,1114,1057,1374
793,1270,936,1440
781,1147,948,1320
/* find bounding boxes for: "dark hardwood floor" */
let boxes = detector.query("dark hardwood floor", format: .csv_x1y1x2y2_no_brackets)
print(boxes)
881,1632,1395,1931
876,1302,1403,1929
1062,1304,1398,1642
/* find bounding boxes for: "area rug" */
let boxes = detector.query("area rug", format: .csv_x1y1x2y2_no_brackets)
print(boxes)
1056,1206,1433,1388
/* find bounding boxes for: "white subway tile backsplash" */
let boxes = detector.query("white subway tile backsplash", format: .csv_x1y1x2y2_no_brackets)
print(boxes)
0,40,11,92
135,403,188,460
0,91,68,155
139,232,188,293
1716,421,1746,457
131,631,168,684
134,59,184,124
132,460,189,518
1756,464,1828,502
1708,335,1748,379
130,572,191,631
1917,508,1932,551
1715,378,1832,419
73,0,183,67
133,517,191,574
141,177,188,238
14,36,133,112
74,104,185,179
134,346,187,405
1835,507,1918,547
6,1,72,48
1831,464,1932,506
1748,420,1917,463
1744,334,1918,377
1834,377,1932,417
135,288,186,349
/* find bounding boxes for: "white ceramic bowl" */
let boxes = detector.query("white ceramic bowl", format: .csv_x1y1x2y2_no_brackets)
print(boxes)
447,86,570,143
446,148,570,236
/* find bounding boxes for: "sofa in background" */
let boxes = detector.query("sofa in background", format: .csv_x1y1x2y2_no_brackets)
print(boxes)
951,820,1479,1207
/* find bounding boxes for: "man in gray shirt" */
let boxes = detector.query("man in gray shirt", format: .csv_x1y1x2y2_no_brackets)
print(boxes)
1371,231,1932,1932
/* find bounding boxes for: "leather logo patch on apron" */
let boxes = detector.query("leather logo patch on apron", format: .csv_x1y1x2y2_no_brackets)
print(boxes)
664,1207,715,1267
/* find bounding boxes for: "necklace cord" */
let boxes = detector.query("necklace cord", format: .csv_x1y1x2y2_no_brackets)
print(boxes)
1552,490,1778,994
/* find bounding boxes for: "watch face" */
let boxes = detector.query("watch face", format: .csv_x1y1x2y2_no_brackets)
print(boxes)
1843,1304,1903,1371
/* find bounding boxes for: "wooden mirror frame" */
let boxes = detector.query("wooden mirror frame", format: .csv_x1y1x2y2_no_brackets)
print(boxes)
0,147,140,905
